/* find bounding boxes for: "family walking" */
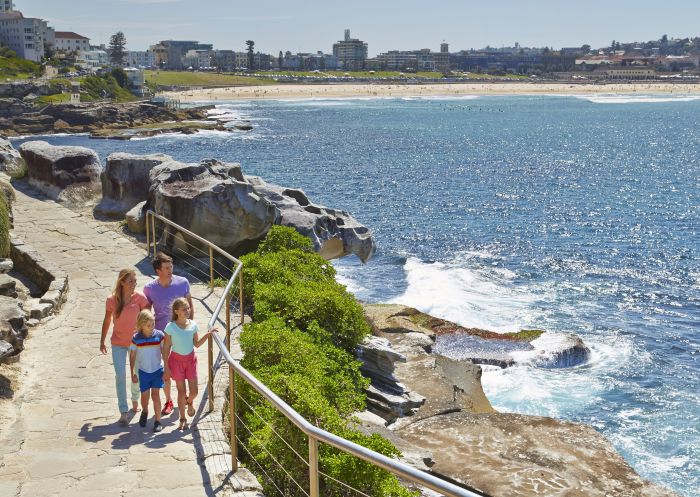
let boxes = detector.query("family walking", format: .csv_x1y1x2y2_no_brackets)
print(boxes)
100,253,218,432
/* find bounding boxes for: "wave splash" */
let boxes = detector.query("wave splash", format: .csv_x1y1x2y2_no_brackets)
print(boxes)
389,254,538,332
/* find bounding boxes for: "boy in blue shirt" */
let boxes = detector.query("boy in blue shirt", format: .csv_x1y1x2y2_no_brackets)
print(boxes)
129,310,166,432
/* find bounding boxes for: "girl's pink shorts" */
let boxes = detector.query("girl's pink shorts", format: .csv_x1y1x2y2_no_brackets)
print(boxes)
168,351,197,381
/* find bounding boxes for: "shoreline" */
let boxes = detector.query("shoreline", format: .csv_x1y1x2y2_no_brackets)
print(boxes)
162,81,700,102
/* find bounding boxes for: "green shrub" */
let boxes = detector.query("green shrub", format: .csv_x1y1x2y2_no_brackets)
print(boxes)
0,194,11,257
240,249,335,304
240,318,368,416
258,225,314,254
80,75,136,102
237,318,414,497
253,280,370,352
232,226,415,497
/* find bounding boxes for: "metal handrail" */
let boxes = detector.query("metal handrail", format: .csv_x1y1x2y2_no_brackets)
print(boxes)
145,210,480,497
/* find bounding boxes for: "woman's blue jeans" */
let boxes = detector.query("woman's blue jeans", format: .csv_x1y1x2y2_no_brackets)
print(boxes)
112,345,140,414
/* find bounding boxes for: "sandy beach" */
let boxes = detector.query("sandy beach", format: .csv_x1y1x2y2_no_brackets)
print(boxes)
163,81,700,102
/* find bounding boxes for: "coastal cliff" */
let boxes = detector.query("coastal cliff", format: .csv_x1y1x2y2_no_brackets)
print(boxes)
357,304,678,497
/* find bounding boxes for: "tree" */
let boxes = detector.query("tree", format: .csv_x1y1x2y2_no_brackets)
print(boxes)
110,67,129,88
108,31,127,66
246,40,255,71
581,44,591,54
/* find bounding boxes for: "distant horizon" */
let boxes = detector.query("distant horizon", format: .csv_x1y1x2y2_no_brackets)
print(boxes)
17,0,700,56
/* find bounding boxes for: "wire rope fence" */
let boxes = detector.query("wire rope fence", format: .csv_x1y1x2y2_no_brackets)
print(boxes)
145,210,482,497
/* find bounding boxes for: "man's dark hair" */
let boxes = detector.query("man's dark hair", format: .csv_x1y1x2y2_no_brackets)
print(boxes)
152,252,173,272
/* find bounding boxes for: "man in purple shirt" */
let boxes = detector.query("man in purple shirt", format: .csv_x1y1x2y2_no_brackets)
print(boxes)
143,252,194,416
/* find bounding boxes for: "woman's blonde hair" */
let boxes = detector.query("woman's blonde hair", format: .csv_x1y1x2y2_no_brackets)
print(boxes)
136,309,155,333
171,297,189,322
112,268,136,318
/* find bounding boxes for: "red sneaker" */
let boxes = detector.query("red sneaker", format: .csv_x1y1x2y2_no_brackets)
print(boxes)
161,399,174,415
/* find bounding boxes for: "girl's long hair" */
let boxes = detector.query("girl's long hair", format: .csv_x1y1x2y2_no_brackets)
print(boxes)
112,268,135,318
171,297,189,323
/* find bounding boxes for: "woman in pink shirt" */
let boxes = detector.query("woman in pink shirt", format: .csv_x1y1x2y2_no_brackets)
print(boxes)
100,268,151,425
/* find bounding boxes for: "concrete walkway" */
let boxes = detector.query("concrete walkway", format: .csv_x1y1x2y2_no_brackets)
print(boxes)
0,181,261,497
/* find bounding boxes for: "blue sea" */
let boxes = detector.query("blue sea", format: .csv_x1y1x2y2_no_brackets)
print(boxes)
13,93,700,496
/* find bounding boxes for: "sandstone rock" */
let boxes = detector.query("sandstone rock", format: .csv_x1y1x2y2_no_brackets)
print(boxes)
397,412,677,497
358,303,678,496
356,336,407,394
247,176,376,262
0,295,27,357
0,97,34,118
26,298,52,320
95,152,171,217
19,140,101,201
362,304,494,423
0,273,17,298
0,137,25,176
126,201,147,234
0,258,13,274
0,339,12,361
149,159,277,254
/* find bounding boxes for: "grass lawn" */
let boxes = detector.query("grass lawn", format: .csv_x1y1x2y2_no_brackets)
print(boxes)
145,70,275,87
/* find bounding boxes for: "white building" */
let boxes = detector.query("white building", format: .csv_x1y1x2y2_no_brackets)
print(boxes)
54,31,90,53
0,10,54,62
125,50,156,68
0,1,14,13
78,49,108,71
183,49,212,69
124,68,146,96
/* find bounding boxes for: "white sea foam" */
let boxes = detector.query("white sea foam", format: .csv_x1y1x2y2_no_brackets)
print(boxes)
482,332,635,416
389,255,537,332
575,94,700,104
399,95,480,101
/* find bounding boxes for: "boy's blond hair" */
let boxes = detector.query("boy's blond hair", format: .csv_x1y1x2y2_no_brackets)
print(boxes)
136,309,155,332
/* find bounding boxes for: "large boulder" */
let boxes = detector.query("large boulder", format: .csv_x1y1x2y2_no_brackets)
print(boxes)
149,159,276,254
0,138,24,177
18,140,101,201
119,153,376,262
247,176,376,262
95,152,171,217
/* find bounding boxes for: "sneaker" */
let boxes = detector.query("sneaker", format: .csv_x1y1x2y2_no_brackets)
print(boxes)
139,411,148,427
153,421,163,433
161,400,174,416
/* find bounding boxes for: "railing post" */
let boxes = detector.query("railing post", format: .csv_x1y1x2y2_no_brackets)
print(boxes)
207,333,214,412
145,212,150,255
209,246,214,288
239,270,244,327
151,213,157,257
229,365,237,472
225,294,231,351
309,436,319,497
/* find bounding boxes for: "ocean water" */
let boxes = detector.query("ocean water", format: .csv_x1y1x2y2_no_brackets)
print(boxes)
13,93,700,496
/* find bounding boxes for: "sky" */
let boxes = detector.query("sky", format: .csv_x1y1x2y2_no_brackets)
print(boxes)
18,0,700,55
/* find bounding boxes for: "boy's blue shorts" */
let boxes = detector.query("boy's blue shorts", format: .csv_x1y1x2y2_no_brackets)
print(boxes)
138,368,164,393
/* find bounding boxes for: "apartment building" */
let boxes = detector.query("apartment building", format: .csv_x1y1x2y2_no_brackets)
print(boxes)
149,40,213,69
54,31,90,53
125,50,156,68
0,10,54,62
332,29,367,70
0,1,14,13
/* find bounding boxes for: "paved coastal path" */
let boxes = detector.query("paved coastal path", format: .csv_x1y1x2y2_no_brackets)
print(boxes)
0,181,261,496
